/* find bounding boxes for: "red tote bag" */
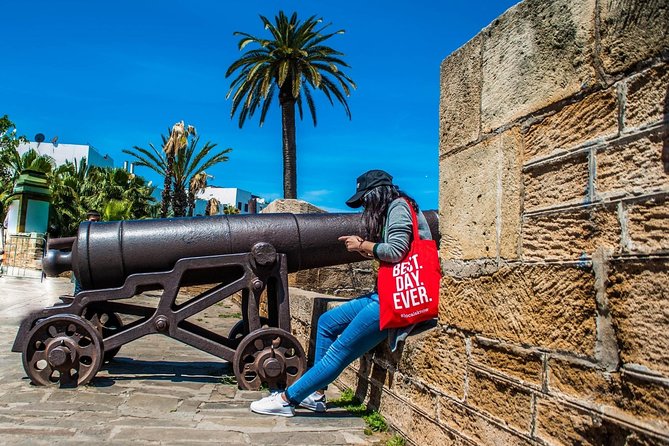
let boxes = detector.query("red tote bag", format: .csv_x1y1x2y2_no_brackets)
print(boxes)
377,200,441,330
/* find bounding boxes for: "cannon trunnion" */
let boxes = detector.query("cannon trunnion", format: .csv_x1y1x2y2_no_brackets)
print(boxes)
13,211,439,389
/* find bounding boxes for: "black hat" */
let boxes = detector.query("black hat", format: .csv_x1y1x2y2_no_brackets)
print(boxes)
345,170,394,208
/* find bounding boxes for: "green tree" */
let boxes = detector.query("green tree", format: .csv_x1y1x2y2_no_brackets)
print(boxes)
48,160,156,236
226,11,355,199
124,130,231,217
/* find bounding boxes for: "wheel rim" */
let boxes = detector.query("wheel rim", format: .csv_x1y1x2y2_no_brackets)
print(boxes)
233,327,306,390
22,314,103,387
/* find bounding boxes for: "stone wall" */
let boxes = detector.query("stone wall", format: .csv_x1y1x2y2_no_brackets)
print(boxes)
290,1,668,445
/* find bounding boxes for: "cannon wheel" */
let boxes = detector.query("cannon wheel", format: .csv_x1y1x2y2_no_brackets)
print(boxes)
228,316,271,345
233,328,306,390
84,308,123,363
22,314,103,387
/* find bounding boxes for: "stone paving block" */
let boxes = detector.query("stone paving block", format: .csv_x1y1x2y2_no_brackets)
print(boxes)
110,426,247,443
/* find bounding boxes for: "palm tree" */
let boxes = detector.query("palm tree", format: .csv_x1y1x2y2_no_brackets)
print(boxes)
159,121,194,217
226,11,356,199
205,197,219,216
188,171,210,217
123,130,231,217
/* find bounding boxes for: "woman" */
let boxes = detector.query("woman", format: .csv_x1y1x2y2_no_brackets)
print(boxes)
250,169,432,417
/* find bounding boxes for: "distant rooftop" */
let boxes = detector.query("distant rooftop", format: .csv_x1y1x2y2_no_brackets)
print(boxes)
17,141,114,169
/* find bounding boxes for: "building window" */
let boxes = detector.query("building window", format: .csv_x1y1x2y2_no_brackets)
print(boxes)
237,202,242,210
244,203,249,212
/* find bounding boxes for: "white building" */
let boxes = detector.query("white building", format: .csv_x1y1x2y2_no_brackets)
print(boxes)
194,187,267,215
17,142,114,169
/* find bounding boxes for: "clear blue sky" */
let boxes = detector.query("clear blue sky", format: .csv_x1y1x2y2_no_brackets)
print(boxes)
2,0,518,213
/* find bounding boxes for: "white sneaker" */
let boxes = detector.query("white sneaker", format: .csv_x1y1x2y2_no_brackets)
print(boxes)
250,392,295,417
299,391,327,412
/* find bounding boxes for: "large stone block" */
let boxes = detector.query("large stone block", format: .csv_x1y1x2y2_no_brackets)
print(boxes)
390,372,439,419
440,130,522,260
470,338,544,387
398,328,467,400
522,204,620,260
616,370,669,432
596,129,669,200
547,357,622,406
595,129,669,198
289,262,376,297
438,396,536,446
466,369,533,434
535,397,656,446
480,0,597,132
439,34,483,153
608,258,669,375
598,0,669,76
406,414,471,446
623,195,669,255
524,87,619,161
380,393,469,446
441,264,597,356
523,151,590,212
624,63,669,130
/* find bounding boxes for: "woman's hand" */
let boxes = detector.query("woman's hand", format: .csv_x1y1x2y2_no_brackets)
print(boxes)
338,235,364,252
338,235,374,259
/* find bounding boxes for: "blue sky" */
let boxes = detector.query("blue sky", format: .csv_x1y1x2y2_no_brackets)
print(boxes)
2,0,518,213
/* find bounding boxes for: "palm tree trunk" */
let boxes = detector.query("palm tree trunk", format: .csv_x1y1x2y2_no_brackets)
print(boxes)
280,86,297,199
161,155,174,218
173,185,187,217
187,191,195,217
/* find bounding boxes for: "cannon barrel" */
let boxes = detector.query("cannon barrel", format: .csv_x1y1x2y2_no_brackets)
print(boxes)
43,211,439,290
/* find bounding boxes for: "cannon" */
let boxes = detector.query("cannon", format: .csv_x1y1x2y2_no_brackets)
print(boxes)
12,211,439,389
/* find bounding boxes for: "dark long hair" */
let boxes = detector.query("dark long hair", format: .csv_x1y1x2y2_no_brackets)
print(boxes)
361,185,419,241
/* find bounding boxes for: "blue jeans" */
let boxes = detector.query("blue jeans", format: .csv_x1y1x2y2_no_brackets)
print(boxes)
284,293,388,405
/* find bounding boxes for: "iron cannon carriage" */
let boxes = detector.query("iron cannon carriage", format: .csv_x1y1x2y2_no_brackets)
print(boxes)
12,211,438,389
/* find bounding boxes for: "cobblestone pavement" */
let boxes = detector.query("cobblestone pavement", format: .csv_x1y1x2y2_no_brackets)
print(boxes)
0,276,380,445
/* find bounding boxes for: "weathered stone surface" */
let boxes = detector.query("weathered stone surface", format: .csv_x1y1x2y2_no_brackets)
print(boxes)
596,129,669,199
441,264,597,355
438,396,536,446
524,152,590,212
480,0,597,132
608,259,669,375
289,262,376,298
624,64,669,130
524,87,619,161
398,328,467,399
389,372,438,419
407,414,471,446
598,0,669,76
522,205,620,260
440,129,522,260
470,339,544,386
466,369,533,434
261,198,324,214
547,357,622,406
624,195,669,254
439,34,482,153
616,371,669,431
536,397,639,446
